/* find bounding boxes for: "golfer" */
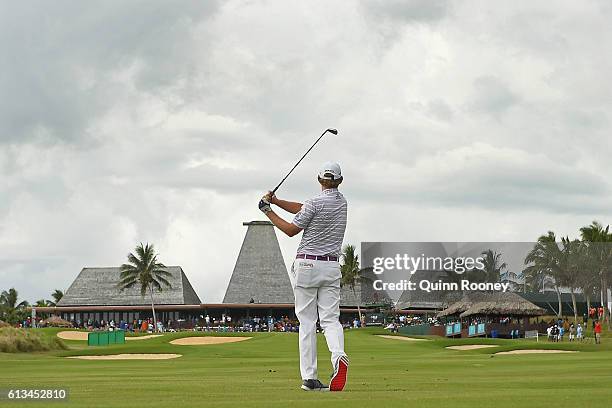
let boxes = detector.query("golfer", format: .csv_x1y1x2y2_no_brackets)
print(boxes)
259,161,349,392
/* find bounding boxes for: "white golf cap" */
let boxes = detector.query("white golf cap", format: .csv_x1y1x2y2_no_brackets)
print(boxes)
318,161,342,180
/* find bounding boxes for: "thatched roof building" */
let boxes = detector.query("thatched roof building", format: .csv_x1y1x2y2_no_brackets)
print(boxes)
40,316,73,328
58,266,201,306
395,270,462,310
223,221,294,304
437,291,545,318
436,291,486,317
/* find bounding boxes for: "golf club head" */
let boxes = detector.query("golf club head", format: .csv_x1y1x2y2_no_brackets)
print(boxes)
327,128,338,135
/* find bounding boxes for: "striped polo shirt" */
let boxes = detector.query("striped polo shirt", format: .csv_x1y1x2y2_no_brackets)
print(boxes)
292,188,347,257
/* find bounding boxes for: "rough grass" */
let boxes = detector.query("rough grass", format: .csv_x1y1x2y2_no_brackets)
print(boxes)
0,327,67,353
1,328,612,407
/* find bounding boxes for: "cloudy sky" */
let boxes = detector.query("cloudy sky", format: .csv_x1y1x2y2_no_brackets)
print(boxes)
1,0,611,304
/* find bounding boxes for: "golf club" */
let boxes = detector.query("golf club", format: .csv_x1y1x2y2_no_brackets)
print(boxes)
270,128,338,194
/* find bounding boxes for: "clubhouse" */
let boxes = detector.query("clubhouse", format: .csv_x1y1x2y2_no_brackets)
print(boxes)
35,221,384,327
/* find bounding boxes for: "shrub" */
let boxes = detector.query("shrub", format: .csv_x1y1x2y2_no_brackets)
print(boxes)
0,328,67,353
0,320,10,328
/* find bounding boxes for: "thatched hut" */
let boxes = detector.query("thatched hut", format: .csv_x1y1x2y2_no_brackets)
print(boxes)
437,291,546,338
436,292,490,318
40,316,73,328
438,291,544,318
460,293,545,318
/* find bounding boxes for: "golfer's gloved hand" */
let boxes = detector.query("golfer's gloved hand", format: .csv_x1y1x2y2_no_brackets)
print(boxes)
264,191,276,204
259,195,272,214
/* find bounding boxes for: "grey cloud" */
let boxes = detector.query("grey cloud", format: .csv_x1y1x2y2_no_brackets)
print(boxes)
0,1,219,144
362,0,451,23
469,76,519,116
351,143,612,214
2,1,612,304
562,108,609,130
427,99,454,121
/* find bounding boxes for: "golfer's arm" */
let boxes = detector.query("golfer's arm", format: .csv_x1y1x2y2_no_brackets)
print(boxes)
265,211,302,237
271,197,302,214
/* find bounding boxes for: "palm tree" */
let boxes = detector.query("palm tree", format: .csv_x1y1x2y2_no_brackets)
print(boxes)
340,244,362,321
480,250,507,283
555,238,583,323
575,240,599,319
49,289,64,306
580,221,612,325
32,299,52,322
525,232,564,317
523,256,547,293
0,288,30,324
118,243,172,332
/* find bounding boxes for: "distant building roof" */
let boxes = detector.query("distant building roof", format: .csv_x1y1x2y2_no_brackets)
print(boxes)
520,291,587,303
395,270,462,310
438,291,545,318
223,221,294,304
222,221,384,307
57,266,201,306
340,267,393,307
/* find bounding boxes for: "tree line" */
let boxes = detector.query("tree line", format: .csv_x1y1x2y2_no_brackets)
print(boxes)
524,221,612,324
0,288,63,325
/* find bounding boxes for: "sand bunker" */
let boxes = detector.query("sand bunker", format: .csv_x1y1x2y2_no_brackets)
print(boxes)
496,349,579,355
126,335,162,341
377,335,428,342
170,336,251,345
67,354,181,360
57,331,162,341
446,345,499,351
57,331,88,341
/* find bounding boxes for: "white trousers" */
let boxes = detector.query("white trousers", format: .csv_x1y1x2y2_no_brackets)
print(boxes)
290,259,346,380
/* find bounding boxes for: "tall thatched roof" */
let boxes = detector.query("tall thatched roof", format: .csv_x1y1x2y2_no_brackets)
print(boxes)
437,291,545,318
58,266,201,306
223,222,389,307
223,221,294,304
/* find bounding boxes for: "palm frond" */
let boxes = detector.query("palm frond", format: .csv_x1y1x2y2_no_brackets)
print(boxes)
17,300,29,308
153,276,172,290
118,277,138,287
126,253,143,269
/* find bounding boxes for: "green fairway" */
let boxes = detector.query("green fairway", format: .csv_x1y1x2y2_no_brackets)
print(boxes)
1,328,611,407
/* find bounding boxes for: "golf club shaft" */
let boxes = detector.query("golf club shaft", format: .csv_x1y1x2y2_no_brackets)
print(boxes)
271,129,330,194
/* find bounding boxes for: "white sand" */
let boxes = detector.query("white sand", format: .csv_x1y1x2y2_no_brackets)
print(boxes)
377,335,428,342
496,349,579,355
446,345,499,350
126,335,162,341
57,331,162,341
170,336,251,345
67,354,181,360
